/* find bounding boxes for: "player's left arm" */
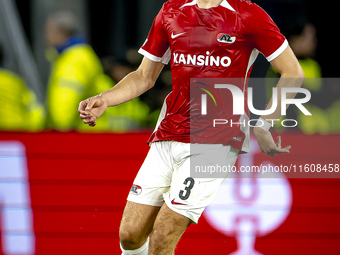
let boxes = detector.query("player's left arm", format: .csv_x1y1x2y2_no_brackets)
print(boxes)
253,46,305,157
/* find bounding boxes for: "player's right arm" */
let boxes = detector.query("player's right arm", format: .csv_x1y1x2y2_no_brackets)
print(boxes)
79,3,168,127
78,57,164,127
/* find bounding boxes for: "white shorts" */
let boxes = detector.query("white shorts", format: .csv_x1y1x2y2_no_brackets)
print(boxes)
127,141,239,223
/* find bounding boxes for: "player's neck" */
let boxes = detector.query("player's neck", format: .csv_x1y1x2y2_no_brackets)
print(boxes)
197,0,224,9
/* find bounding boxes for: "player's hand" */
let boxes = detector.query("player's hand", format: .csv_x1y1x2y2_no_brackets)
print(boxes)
78,95,107,127
253,127,291,157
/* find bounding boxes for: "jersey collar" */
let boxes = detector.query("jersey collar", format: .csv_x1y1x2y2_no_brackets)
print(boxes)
181,0,236,12
56,36,86,54
220,0,236,12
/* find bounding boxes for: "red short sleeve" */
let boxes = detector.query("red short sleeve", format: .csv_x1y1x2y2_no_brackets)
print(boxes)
138,4,171,65
245,4,288,62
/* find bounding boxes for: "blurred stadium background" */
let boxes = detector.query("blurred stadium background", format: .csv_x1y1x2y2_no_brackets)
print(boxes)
0,0,339,254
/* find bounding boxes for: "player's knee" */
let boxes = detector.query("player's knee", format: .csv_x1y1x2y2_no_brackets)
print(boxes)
119,226,144,250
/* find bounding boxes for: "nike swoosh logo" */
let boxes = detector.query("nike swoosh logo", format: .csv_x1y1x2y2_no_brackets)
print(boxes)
171,32,186,39
171,199,187,205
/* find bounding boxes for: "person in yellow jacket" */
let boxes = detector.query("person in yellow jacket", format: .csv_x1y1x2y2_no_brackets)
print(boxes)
0,44,45,131
45,11,149,132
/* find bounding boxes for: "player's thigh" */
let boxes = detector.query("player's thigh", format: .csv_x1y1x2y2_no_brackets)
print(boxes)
128,142,173,207
149,203,190,254
165,143,239,223
119,201,160,248
121,142,173,249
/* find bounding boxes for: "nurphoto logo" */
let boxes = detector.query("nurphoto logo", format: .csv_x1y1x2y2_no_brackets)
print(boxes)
199,84,311,128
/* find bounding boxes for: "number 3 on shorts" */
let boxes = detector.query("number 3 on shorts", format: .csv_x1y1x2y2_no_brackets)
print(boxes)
179,177,195,200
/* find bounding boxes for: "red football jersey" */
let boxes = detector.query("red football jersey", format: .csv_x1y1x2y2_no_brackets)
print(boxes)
139,0,287,152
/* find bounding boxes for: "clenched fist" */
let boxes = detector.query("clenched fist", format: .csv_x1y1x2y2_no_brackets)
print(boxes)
78,96,108,127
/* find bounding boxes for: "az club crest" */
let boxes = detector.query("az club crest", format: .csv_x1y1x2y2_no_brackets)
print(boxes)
130,184,142,195
217,33,236,44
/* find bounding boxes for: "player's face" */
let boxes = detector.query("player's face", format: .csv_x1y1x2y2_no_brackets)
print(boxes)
45,19,65,47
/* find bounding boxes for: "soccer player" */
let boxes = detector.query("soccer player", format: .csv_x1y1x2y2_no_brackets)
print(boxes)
78,0,304,254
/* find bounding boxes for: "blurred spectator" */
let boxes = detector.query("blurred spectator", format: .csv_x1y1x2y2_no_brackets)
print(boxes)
45,11,110,131
45,11,152,132
0,43,45,131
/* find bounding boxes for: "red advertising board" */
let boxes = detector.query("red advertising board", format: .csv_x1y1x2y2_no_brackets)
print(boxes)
0,132,339,254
